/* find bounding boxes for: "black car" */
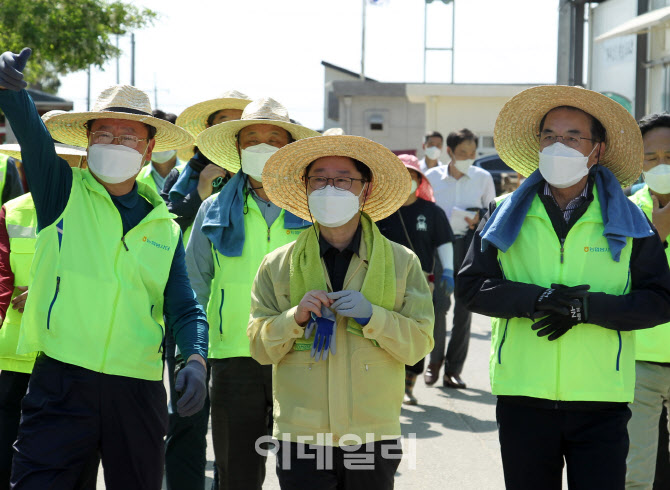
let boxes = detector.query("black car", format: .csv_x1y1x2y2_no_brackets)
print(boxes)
474,153,518,196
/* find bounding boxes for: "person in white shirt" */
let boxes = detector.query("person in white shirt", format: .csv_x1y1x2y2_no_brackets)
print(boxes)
424,128,495,389
419,131,445,173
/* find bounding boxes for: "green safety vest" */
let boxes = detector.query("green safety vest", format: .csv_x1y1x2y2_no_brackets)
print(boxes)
206,197,306,359
0,193,37,373
491,187,635,402
18,168,180,381
0,155,9,205
137,161,187,194
629,185,670,362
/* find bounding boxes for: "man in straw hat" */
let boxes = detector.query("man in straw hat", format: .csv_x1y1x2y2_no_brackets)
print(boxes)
456,85,670,489
377,154,454,406
0,47,209,489
186,96,318,489
626,112,670,488
162,90,251,242
249,135,434,488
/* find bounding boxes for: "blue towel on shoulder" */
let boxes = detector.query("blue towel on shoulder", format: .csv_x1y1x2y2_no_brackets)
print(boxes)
481,166,654,262
169,164,198,202
201,172,311,257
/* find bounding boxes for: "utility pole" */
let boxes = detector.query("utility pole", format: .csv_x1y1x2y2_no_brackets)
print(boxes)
116,34,120,84
130,33,136,86
423,0,455,83
360,0,366,80
86,66,91,111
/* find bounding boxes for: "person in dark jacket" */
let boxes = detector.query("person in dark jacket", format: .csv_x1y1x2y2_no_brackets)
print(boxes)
456,85,670,490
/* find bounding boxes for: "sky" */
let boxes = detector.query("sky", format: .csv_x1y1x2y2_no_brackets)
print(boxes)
56,0,559,130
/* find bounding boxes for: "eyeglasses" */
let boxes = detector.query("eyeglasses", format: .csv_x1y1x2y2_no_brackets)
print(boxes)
305,176,367,191
538,133,595,150
89,131,148,149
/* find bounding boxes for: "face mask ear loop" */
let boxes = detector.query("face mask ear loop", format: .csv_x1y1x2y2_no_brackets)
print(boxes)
358,181,370,226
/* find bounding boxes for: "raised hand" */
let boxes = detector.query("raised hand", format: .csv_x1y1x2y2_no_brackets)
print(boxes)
0,48,32,91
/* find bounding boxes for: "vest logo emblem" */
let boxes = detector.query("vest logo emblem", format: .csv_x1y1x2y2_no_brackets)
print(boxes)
584,246,610,253
143,236,171,251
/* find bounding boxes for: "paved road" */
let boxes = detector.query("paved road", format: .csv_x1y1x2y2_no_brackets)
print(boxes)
98,311,506,489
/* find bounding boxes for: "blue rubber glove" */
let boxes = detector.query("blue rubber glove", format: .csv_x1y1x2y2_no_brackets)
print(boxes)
174,359,207,417
308,306,336,362
0,48,31,91
441,269,455,295
327,290,372,324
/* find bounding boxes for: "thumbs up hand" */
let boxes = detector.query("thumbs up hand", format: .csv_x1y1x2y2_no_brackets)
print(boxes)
0,48,32,91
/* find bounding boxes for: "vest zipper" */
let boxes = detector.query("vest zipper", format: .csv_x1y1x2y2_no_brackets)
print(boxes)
121,235,129,251
267,228,271,242
152,305,164,354
559,238,565,264
46,276,61,330
497,319,509,364
100,243,125,372
218,289,224,340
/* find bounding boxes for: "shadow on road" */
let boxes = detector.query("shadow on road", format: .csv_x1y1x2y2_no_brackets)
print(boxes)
437,386,496,406
400,400,497,439
471,331,491,341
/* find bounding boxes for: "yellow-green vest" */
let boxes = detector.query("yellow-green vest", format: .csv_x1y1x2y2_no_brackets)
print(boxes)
491,187,635,402
0,155,9,204
18,168,180,381
137,161,187,194
207,198,305,359
629,185,670,362
0,193,37,373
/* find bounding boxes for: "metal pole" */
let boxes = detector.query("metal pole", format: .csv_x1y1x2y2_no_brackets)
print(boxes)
451,0,455,83
86,66,91,111
130,33,136,86
361,0,366,80
573,1,584,86
423,2,428,83
116,34,120,84
154,73,158,109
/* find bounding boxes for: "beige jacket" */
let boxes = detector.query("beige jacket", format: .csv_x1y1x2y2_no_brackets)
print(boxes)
248,234,434,446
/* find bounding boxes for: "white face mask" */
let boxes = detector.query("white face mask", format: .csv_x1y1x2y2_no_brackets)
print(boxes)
87,144,145,184
454,158,475,174
644,164,670,194
538,142,596,189
308,185,365,228
151,150,176,164
425,146,441,161
240,143,279,182
410,180,418,194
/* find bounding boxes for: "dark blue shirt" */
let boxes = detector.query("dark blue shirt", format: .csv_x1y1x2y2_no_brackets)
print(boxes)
0,89,208,362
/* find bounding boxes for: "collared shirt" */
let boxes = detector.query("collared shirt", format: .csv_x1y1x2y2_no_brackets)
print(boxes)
419,158,444,173
425,163,496,236
247,180,281,228
319,225,362,291
149,163,168,193
543,181,589,223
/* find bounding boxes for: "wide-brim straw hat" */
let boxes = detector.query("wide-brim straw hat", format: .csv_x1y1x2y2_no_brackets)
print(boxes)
175,90,252,162
0,143,86,167
262,135,411,222
45,85,194,152
196,97,321,172
494,85,643,187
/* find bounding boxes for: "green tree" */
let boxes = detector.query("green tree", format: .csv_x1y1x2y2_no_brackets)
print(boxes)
0,0,157,93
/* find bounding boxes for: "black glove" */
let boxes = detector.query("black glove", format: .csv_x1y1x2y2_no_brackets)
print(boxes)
0,48,31,91
175,359,207,417
533,284,590,318
532,284,590,341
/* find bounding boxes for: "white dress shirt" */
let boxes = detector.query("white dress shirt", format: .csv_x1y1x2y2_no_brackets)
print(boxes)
425,163,496,236
419,158,444,173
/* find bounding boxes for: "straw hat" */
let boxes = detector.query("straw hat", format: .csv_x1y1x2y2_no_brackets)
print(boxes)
45,85,194,152
0,143,86,167
196,97,321,172
262,135,411,222
494,85,643,187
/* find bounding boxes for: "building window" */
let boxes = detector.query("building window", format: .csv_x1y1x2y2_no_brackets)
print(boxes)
369,114,384,131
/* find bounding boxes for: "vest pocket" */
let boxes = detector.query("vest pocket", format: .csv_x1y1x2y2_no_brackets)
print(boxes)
46,276,61,330
218,289,224,336
151,305,164,354
497,319,509,364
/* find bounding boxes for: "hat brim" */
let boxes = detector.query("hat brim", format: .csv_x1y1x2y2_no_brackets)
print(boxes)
196,119,322,172
0,143,86,167
176,97,252,138
493,85,643,187
45,110,194,152
262,135,411,222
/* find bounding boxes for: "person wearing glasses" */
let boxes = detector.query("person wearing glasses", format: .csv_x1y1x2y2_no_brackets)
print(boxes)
185,97,318,489
456,86,670,489
0,48,209,489
248,135,434,489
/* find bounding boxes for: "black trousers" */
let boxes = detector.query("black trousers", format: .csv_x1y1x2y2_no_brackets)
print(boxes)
496,397,631,490
429,234,472,375
0,371,29,490
164,331,215,490
11,355,167,490
276,439,402,490
209,357,272,490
